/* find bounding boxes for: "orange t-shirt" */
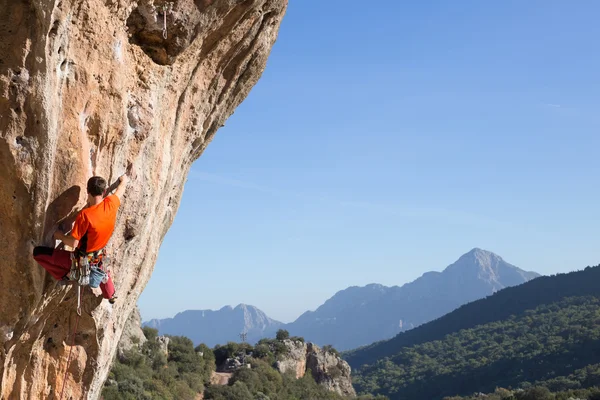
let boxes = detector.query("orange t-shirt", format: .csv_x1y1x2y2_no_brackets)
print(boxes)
71,194,121,253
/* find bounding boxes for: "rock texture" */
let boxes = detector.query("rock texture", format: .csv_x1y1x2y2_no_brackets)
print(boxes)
116,306,147,360
306,343,355,398
144,303,283,346
156,336,170,357
286,248,540,350
274,339,307,379
0,0,287,398
210,371,233,386
275,340,356,397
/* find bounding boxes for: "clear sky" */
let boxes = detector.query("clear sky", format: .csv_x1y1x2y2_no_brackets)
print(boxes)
138,0,600,323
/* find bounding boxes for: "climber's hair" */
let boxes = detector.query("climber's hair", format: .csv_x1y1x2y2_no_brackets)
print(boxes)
87,176,107,197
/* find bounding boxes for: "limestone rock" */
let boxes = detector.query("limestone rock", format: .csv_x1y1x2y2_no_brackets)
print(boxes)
156,336,170,356
116,306,147,361
306,343,356,397
0,0,287,398
274,340,356,397
274,339,307,379
210,371,233,386
222,357,242,372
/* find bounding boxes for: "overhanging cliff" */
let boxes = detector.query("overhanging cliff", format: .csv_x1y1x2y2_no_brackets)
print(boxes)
0,0,287,398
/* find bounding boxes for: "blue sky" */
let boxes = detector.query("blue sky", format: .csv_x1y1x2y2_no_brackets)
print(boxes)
138,0,600,323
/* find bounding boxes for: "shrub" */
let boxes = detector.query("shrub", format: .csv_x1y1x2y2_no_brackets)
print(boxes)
328,365,342,379
204,381,254,400
323,345,340,357
253,344,272,359
515,387,554,400
275,329,290,341
142,327,158,341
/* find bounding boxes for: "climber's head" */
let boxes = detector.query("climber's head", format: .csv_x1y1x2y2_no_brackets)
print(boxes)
87,176,107,201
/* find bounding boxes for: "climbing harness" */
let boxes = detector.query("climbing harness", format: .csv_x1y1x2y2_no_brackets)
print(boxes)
160,3,174,39
69,248,109,289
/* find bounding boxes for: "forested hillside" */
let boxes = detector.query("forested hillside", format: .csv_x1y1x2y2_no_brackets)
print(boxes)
348,264,600,400
353,296,600,399
446,386,600,400
345,265,600,369
102,327,386,400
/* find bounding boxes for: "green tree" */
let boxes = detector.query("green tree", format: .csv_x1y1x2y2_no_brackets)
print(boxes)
204,381,254,400
323,344,340,356
276,329,290,341
142,326,159,341
516,387,554,400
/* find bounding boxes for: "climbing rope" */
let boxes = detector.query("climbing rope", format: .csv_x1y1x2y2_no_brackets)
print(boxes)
59,285,83,400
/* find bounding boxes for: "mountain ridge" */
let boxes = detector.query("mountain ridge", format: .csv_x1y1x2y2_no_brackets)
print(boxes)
143,248,540,351
347,264,600,399
283,248,540,350
144,303,283,347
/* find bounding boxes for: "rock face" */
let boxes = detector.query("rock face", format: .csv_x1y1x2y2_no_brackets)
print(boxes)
306,343,355,398
144,303,283,346
274,339,307,379
0,0,287,398
116,306,147,360
275,340,356,397
156,336,170,357
286,248,540,350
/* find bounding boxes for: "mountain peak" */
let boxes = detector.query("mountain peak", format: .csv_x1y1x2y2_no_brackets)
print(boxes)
443,248,539,288
459,248,504,268
465,247,500,258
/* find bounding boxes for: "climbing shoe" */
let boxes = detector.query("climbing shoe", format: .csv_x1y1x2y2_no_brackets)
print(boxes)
109,295,118,304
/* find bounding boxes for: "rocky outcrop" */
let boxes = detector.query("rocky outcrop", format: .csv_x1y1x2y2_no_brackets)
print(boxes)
116,306,147,360
219,356,251,372
156,336,170,357
210,371,233,386
0,0,287,398
275,340,356,397
274,339,307,379
306,343,355,397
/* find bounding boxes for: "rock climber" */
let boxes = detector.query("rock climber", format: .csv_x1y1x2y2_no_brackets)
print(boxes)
32,171,129,304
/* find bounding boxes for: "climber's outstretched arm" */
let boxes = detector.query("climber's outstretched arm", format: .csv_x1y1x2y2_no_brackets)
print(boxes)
114,174,129,202
107,163,132,201
53,230,79,248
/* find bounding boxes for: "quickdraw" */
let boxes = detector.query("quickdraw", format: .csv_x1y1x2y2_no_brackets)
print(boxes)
160,3,174,39
76,285,82,316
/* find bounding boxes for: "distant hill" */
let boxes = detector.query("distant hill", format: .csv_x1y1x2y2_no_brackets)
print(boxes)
142,249,539,351
346,264,600,399
143,304,283,347
344,264,600,370
284,248,540,350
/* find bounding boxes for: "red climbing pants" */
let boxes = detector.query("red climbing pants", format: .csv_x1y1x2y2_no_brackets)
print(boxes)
33,246,115,299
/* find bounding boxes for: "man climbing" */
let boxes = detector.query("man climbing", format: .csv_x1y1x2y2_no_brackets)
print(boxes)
33,171,129,304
